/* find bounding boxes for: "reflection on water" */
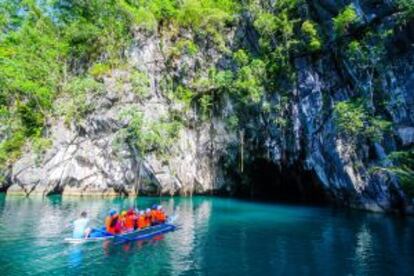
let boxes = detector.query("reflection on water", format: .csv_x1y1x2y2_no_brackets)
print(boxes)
0,194,413,275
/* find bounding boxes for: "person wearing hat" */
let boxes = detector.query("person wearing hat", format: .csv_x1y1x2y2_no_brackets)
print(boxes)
105,210,121,235
124,209,136,232
145,208,153,227
136,210,148,229
120,210,127,231
156,205,167,224
150,205,159,225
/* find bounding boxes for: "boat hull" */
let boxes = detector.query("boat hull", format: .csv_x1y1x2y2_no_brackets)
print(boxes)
65,223,176,244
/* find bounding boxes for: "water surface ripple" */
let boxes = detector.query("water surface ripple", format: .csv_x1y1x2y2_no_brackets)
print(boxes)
0,194,413,275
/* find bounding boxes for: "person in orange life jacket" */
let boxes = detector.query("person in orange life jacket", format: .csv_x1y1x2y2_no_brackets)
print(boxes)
150,205,159,225
145,208,153,226
124,209,136,232
135,210,146,229
105,210,121,235
105,210,116,230
150,205,165,225
120,210,128,232
156,205,167,223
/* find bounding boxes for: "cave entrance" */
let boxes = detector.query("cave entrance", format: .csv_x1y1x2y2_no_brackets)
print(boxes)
243,158,328,204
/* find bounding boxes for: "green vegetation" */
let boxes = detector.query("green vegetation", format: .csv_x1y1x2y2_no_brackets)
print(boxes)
251,0,301,84
301,20,321,51
117,107,182,158
0,1,67,167
59,76,105,125
334,99,391,142
387,149,414,197
130,70,150,97
397,0,414,24
233,59,266,104
168,39,199,59
0,0,410,191
89,63,112,79
0,0,239,168
333,5,358,36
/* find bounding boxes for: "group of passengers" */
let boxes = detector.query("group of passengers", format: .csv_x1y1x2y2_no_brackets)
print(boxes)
71,205,167,239
105,205,167,235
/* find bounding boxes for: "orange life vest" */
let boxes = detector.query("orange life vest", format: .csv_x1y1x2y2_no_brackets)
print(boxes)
137,215,148,229
145,214,152,226
106,215,121,234
157,211,166,223
124,214,135,229
105,216,111,230
150,210,158,223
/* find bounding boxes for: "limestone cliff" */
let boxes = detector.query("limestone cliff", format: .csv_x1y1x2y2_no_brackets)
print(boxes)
3,0,414,213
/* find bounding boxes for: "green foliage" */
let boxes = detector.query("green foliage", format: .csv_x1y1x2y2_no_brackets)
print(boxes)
130,70,150,97
199,94,213,120
365,117,392,142
118,107,182,158
59,77,104,124
0,0,403,175
0,2,67,166
249,0,301,88
387,149,414,197
0,0,241,169
58,0,132,66
333,5,358,36
346,37,386,70
254,12,278,37
175,0,237,28
174,0,239,51
334,99,391,142
233,49,249,66
233,59,266,104
114,0,238,50
170,39,199,58
89,63,112,79
226,114,239,130
31,136,52,164
174,85,194,108
397,0,414,24
301,20,321,51
32,136,52,155
115,0,158,31
0,130,25,166
334,100,365,136
344,31,389,107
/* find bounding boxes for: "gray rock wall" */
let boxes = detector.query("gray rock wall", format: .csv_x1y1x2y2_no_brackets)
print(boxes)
4,0,414,213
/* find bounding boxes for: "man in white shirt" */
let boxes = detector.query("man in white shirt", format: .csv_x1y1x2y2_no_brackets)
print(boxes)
72,211,91,239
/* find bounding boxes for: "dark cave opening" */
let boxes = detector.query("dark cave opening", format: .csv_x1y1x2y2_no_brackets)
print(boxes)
239,158,328,204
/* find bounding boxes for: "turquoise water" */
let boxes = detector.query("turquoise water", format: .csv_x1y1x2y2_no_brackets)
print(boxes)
0,194,413,275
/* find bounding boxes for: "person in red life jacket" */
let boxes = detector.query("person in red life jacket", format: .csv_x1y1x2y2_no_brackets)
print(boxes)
124,209,136,232
105,210,121,235
136,210,148,229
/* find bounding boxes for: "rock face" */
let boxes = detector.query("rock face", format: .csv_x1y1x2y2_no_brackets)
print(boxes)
4,1,414,213
8,32,236,197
